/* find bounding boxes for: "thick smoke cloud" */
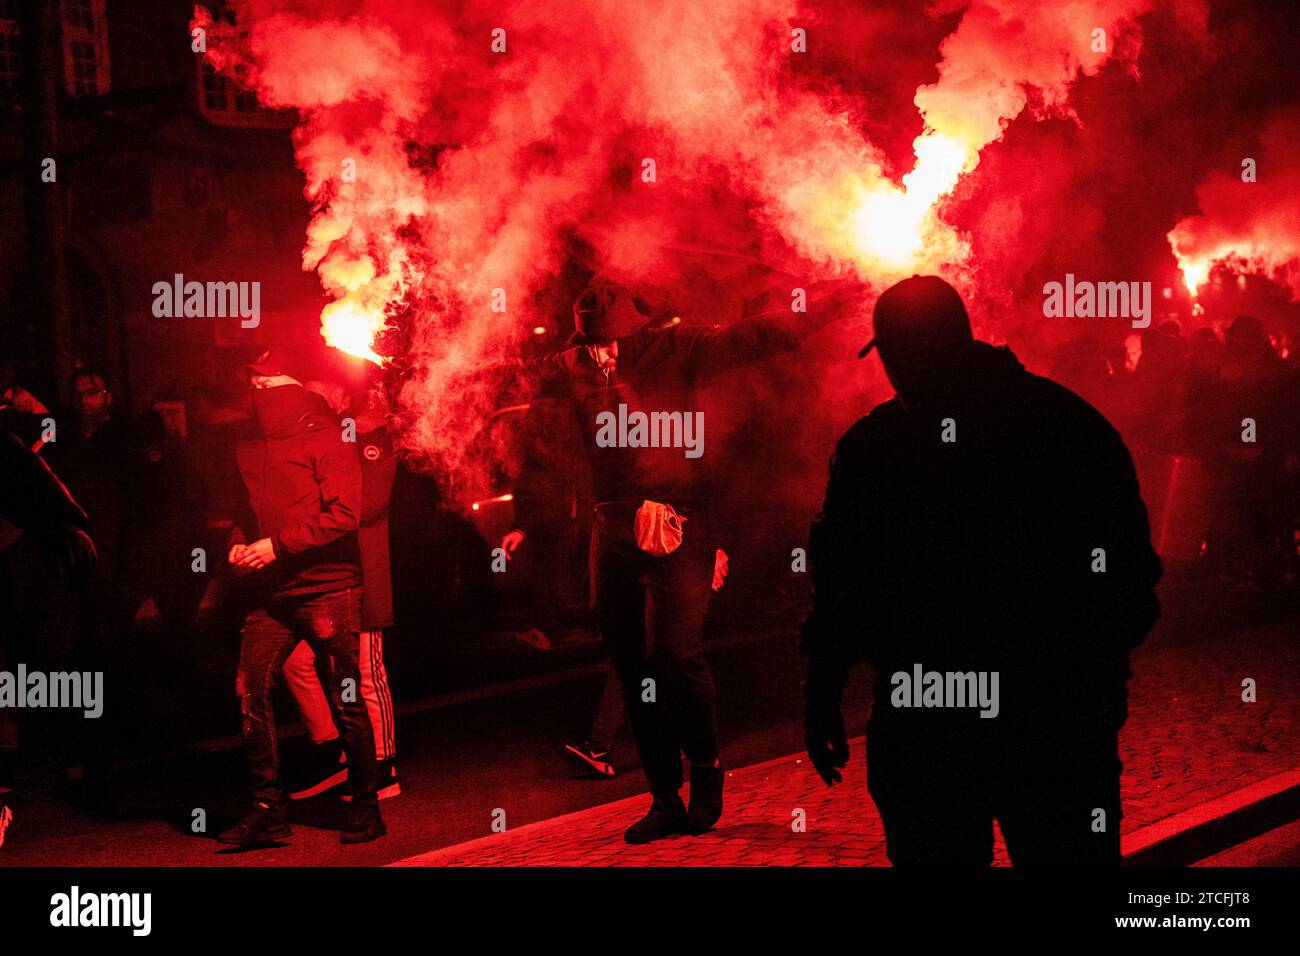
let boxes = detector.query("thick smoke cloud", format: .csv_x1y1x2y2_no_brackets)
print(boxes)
195,0,1297,504
1168,108,1300,298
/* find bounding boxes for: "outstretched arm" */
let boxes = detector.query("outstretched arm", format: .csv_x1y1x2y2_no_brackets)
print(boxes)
684,279,862,377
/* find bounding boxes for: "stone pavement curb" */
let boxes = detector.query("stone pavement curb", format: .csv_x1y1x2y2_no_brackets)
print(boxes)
390,743,1300,867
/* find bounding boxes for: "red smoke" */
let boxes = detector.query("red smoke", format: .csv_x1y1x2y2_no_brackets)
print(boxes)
193,0,1295,490
1168,108,1300,298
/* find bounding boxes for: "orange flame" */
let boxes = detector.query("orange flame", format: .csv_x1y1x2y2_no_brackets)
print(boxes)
1178,258,1210,297
815,132,975,279
320,297,387,365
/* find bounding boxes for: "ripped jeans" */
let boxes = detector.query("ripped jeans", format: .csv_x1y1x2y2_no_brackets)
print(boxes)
236,587,377,809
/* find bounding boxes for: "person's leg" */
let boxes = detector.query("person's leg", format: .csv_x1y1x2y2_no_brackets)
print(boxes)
995,727,1123,866
359,629,396,761
646,522,718,772
234,608,298,809
593,514,678,798
294,589,380,825
867,725,995,866
587,660,626,755
282,641,339,745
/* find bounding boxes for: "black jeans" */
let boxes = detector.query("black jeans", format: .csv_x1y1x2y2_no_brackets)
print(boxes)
237,587,377,809
590,503,718,798
867,712,1124,866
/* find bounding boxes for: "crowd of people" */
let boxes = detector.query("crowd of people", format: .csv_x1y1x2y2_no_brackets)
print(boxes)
1049,314,1299,582
0,278,1295,859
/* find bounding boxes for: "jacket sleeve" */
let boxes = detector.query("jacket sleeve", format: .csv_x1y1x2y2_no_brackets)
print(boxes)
0,426,88,536
510,400,577,538
225,445,254,551
682,281,858,376
273,436,362,555
226,505,252,551
801,421,879,674
1083,421,1163,649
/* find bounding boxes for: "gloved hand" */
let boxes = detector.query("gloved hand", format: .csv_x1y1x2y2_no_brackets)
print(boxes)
804,648,850,786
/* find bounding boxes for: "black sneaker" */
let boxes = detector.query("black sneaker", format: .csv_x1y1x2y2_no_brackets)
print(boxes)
287,740,347,800
624,794,686,844
684,763,724,835
341,802,387,844
340,759,402,802
217,803,290,846
563,740,616,778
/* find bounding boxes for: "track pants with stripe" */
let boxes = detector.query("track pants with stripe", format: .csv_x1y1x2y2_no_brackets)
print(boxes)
284,628,396,760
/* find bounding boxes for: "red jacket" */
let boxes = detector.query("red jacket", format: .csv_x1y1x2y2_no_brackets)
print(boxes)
229,406,361,600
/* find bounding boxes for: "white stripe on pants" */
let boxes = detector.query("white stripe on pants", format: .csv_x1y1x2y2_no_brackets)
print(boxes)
284,628,396,759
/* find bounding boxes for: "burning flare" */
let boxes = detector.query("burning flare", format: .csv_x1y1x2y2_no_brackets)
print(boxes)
320,297,388,365
849,133,974,271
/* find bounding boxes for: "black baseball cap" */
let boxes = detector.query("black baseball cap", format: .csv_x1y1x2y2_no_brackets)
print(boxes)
859,275,972,358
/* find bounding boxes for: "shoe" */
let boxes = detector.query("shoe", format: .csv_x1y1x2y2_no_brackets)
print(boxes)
624,794,687,844
340,759,402,802
684,762,724,835
563,740,616,778
0,803,12,849
287,740,347,800
217,803,291,846
341,802,387,844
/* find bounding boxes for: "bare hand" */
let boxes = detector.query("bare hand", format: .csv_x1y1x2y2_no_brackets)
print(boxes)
711,548,729,592
3,386,49,415
235,537,277,572
500,529,526,559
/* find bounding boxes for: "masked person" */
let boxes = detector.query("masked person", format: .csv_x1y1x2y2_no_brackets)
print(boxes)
513,280,857,843
219,350,384,847
802,276,1162,866
282,384,400,801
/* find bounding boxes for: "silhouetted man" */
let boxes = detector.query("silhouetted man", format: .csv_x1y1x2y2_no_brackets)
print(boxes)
803,275,1161,866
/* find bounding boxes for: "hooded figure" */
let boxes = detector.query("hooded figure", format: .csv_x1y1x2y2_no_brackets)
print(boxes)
219,348,385,848
803,276,1161,866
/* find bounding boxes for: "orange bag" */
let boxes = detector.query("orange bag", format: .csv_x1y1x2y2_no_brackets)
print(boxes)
634,500,686,556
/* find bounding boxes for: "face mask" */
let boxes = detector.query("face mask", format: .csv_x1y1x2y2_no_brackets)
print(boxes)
251,385,307,437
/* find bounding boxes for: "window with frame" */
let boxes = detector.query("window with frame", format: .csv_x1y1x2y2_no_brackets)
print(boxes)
197,58,291,127
61,0,109,97
0,13,18,98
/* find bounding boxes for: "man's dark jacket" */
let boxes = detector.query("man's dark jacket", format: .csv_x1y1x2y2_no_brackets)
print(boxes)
356,423,397,630
229,399,361,601
804,342,1162,729
514,306,837,533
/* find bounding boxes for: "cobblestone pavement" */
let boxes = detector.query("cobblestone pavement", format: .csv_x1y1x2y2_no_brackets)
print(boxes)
395,621,1300,866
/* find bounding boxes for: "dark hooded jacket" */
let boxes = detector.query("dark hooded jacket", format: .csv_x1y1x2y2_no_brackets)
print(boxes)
804,342,1162,729
229,386,361,601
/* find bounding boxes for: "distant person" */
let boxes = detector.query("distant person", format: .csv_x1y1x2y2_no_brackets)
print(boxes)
803,275,1162,866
